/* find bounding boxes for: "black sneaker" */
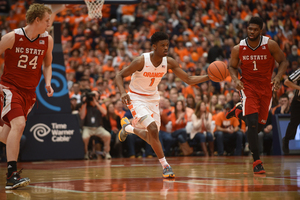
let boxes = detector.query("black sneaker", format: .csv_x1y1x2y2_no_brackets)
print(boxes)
282,137,289,155
226,102,242,119
253,160,266,174
5,169,30,190
162,165,175,178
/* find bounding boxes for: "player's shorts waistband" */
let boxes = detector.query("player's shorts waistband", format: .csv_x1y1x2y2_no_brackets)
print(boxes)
129,89,153,96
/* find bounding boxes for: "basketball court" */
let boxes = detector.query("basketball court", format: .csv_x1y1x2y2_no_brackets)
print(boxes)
0,156,300,199
0,0,298,199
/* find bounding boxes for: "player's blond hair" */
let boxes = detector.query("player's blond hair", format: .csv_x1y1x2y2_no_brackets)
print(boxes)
26,4,52,25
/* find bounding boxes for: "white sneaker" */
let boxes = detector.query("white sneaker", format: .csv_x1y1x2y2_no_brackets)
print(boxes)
105,153,112,159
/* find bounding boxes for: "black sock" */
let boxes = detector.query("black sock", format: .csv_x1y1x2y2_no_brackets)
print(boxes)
7,161,17,177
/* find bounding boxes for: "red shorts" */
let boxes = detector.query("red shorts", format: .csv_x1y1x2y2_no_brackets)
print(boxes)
0,82,36,125
240,86,272,124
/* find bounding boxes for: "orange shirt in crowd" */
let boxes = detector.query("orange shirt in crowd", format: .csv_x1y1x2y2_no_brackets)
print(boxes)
169,112,188,132
102,5,111,18
109,117,118,131
114,31,129,42
102,64,114,73
115,110,126,118
122,5,136,15
6,15,19,30
214,111,239,132
160,109,172,132
174,47,189,61
61,35,73,45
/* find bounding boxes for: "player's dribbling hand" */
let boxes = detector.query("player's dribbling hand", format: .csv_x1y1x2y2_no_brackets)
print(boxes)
121,93,131,105
46,85,54,97
271,76,280,91
235,80,244,91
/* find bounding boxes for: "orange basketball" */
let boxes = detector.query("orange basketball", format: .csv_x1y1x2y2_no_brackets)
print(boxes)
207,61,229,82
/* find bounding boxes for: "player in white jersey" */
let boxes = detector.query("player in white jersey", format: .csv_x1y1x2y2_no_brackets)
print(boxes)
115,32,210,178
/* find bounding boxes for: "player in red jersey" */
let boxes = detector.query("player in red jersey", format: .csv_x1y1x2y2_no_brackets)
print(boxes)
0,4,54,189
227,17,288,174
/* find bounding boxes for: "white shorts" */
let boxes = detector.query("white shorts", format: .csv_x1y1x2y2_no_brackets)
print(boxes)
128,92,161,130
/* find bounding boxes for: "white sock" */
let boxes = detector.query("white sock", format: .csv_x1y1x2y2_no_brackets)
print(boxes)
125,125,134,133
159,157,169,169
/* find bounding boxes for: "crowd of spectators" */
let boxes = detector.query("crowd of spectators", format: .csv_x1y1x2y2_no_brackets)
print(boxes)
0,0,300,159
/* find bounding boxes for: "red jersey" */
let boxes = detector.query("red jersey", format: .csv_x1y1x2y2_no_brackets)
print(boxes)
239,36,275,88
1,28,48,91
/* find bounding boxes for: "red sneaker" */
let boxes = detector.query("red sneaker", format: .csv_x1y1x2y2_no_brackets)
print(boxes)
253,160,266,174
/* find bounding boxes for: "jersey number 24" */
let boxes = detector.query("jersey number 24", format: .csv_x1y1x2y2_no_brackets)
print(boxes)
17,55,38,69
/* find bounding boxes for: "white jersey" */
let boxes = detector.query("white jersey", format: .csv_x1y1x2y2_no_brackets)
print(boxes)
129,52,167,100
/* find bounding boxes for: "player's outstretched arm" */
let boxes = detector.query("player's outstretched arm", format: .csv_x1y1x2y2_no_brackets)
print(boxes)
228,45,244,90
168,57,209,85
43,35,54,97
47,4,66,32
284,69,300,90
284,78,300,90
115,56,144,105
269,39,289,91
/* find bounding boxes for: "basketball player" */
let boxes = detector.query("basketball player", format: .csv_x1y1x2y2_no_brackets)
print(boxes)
226,17,288,173
0,4,54,189
282,69,300,154
115,32,210,178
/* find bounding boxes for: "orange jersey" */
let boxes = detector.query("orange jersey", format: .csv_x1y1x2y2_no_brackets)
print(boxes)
1,28,48,91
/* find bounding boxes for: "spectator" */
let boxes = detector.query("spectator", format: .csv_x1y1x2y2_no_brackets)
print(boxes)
190,101,214,157
159,97,175,157
274,93,290,114
169,100,193,156
214,103,243,156
228,91,241,109
103,103,123,158
79,91,111,160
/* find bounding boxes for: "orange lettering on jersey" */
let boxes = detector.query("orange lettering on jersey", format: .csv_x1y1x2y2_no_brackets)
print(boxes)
128,104,133,110
132,110,136,117
143,72,164,78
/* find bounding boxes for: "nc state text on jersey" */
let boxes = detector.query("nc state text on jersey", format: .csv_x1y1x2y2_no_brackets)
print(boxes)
242,55,267,61
15,47,45,55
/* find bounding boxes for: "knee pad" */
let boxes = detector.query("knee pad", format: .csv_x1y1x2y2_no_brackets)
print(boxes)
139,114,155,129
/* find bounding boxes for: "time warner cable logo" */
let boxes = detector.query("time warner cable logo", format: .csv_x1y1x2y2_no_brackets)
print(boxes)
30,123,74,142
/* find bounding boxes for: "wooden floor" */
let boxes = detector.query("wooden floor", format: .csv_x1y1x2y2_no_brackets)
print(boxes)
0,156,300,199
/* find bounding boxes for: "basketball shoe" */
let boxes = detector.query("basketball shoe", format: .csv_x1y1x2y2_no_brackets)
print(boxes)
253,160,266,174
162,165,175,178
6,169,31,189
118,117,131,142
226,102,243,119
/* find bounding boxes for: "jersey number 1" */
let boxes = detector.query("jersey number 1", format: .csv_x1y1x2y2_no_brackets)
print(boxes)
253,61,258,71
18,55,38,69
149,78,155,86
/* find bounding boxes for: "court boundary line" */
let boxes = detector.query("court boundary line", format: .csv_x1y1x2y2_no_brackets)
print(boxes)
26,185,299,194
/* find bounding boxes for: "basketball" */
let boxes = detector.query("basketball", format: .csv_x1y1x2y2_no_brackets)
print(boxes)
207,61,229,82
